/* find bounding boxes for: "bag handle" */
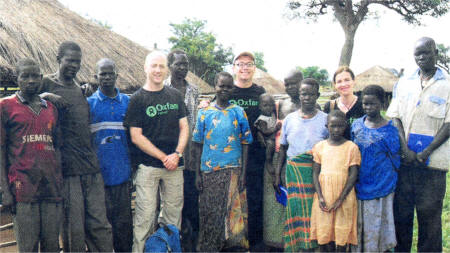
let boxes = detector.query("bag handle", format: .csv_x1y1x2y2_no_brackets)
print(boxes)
330,99,336,110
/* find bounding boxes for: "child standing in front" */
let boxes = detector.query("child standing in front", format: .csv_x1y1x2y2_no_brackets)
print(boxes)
311,110,361,252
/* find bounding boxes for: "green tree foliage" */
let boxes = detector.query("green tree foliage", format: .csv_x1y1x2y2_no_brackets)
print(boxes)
253,51,267,72
297,66,330,87
287,0,449,66
437,43,449,73
168,18,233,85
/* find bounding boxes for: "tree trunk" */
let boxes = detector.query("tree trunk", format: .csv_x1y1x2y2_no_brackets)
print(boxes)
338,27,357,67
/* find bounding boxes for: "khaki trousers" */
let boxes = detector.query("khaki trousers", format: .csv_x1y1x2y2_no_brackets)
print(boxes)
132,164,184,253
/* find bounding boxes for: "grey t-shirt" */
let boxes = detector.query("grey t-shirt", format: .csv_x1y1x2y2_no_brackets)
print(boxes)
280,110,329,158
41,73,100,176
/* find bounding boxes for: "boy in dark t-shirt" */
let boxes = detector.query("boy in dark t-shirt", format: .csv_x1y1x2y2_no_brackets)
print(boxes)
39,41,112,252
1,59,62,252
124,51,189,252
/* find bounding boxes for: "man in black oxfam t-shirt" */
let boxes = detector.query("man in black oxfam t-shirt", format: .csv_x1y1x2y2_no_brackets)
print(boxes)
124,51,189,253
231,52,266,250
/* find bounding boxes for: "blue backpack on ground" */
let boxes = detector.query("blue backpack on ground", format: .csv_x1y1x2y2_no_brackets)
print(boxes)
145,224,182,253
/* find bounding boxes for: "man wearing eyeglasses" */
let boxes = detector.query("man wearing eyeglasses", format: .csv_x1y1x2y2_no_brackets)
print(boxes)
231,52,266,251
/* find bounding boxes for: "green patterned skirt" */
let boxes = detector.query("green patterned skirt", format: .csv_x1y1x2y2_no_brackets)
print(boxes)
283,153,318,251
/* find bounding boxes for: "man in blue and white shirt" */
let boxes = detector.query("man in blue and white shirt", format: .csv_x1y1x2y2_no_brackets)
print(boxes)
387,37,449,252
87,58,132,252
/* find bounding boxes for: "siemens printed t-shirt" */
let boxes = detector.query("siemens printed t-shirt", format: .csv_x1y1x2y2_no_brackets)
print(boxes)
0,94,63,202
40,74,100,176
124,86,187,168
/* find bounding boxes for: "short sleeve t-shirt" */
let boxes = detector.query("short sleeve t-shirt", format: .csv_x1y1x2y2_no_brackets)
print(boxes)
229,84,266,137
40,74,100,176
0,94,63,202
280,110,328,158
192,103,253,172
124,86,187,168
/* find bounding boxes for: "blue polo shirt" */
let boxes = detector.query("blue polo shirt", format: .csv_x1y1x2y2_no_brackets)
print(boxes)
88,89,131,186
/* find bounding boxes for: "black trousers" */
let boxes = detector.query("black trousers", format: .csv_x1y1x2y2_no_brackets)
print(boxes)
105,181,133,253
394,165,446,252
246,146,265,249
63,173,113,252
182,169,199,252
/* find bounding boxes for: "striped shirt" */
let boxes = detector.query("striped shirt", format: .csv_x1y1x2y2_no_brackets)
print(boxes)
87,89,131,185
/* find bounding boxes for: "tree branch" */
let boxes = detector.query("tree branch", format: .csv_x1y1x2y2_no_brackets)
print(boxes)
355,0,371,23
331,1,348,27
369,0,448,24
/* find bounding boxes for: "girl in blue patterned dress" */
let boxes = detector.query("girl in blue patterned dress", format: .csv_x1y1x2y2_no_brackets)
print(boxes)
351,85,400,252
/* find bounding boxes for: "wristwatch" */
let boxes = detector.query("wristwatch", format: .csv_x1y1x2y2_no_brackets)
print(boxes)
175,151,183,158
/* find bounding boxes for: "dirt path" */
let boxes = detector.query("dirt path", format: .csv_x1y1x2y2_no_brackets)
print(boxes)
0,210,16,252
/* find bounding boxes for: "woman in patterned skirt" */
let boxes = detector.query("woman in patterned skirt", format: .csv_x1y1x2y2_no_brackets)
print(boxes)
274,78,328,252
192,72,253,252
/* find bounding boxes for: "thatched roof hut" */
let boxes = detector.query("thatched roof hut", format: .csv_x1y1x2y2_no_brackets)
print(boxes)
354,65,399,92
0,0,214,94
253,68,284,94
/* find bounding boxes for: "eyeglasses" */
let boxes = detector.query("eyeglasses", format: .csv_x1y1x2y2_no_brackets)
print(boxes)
234,62,255,68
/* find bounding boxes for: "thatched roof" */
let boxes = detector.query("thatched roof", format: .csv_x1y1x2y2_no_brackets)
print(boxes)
253,68,284,94
0,0,214,94
354,65,399,92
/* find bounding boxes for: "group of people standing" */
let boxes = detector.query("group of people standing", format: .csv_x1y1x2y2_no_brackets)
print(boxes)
0,35,448,253
267,36,448,253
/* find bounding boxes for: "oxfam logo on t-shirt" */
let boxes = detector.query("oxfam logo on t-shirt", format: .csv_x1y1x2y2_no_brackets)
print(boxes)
146,103,179,117
229,99,258,109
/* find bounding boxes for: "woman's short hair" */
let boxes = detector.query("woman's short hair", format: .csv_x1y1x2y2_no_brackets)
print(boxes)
333,66,355,83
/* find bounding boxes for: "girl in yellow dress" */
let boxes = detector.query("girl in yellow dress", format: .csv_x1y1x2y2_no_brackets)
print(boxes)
311,110,361,252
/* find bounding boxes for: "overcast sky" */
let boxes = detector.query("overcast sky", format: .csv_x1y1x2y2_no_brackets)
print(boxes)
58,0,450,80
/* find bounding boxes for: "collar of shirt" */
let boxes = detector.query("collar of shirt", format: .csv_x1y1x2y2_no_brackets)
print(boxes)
409,67,447,81
212,102,234,111
16,91,48,108
164,77,194,92
96,88,122,102
48,72,81,87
